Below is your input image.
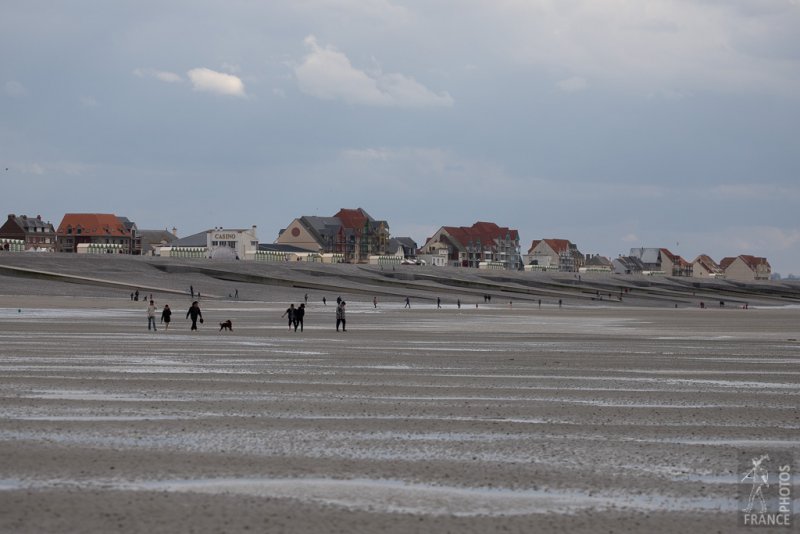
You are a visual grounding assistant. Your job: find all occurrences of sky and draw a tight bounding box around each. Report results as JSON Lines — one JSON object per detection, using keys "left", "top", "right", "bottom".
{"left": 2, "top": 0, "right": 799, "bottom": 274}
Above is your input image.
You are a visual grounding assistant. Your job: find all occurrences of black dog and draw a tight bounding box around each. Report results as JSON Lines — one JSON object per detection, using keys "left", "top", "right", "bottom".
{"left": 219, "top": 320, "right": 233, "bottom": 331}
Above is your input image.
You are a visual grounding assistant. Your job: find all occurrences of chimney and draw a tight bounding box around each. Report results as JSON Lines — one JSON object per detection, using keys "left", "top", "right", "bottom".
{"left": 7, "top": 214, "right": 14, "bottom": 220}
{"left": 37, "top": 215, "right": 42, "bottom": 220}
{"left": 172, "top": 227, "right": 177, "bottom": 236}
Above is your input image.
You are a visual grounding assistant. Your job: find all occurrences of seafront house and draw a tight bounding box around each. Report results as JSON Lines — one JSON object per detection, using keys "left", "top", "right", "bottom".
{"left": 159, "top": 226, "right": 259, "bottom": 260}
{"left": 418, "top": 221, "right": 521, "bottom": 269}
{"left": 720, "top": 255, "right": 771, "bottom": 281}
{"left": 526, "top": 239, "right": 585, "bottom": 272}
{"left": 138, "top": 228, "right": 179, "bottom": 256}
{"left": 581, "top": 254, "right": 613, "bottom": 273}
{"left": 612, "top": 256, "right": 646, "bottom": 275}
{"left": 0, "top": 214, "right": 56, "bottom": 252}
{"left": 692, "top": 254, "right": 725, "bottom": 278}
{"left": 55, "top": 213, "right": 138, "bottom": 254}
{"left": 275, "top": 208, "right": 390, "bottom": 263}
{"left": 627, "top": 247, "right": 691, "bottom": 276}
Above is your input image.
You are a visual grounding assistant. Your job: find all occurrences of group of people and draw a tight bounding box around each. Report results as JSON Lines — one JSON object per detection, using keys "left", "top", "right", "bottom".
{"left": 281, "top": 303, "right": 306, "bottom": 332}
{"left": 144, "top": 298, "right": 202, "bottom": 332}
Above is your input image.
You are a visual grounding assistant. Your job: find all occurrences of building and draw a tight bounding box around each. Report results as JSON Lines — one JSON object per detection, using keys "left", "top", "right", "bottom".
{"left": 275, "top": 208, "right": 390, "bottom": 263}
{"left": 139, "top": 228, "right": 179, "bottom": 256}
{"left": 207, "top": 226, "right": 258, "bottom": 260}
{"left": 161, "top": 230, "right": 208, "bottom": 259}
{"left": 0, "top": 214, "right": 56, "bottom": 251}
{"left": 386, "top": 237, "right": 418, "bottom": 260}
{"left": 526, "top": 239, "right": 584, "bottom": 272}
{"left": 612, "top": 256, "right": 646, "bottom": 275}
{"left": 720, "top": 255, "right": 771, "bottom": 281}
{"left": 580, "top": 254, "right": 613, "bottom": 273}
{"left": 419, "top": 221, "right": 521, "bottom": 269}
{"left": 628, "top": 247, "right": 691, "bottom": 276}
{"left": 659, "top": 248, "right": 693, "bottom": 277}
{"left": 55, "top": 213, "right": 136, "bottom": 253}
{"left": 692, "top": 254, "right": 724, "bottom": 278}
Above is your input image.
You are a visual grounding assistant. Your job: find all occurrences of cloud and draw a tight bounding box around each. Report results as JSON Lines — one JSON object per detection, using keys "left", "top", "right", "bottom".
{"left": 5, "top": 80, "right": 27, "bottom": 98}
{"left": 133, "top": 68, "right": 182, "bottom": 83}
{"left": 187, "top": 67, "right": 246, "bottom": 97}
{"left": 556, "top": 76, "right": 588, "bottom": 93}
{"left": 294, "top": 36, "right": 453, "bottom": 107}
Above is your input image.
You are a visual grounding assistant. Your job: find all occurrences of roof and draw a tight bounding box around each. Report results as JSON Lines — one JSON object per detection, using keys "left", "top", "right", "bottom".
{"left": 585, "top": 255, "right": 612, "bottom": 267}
{"left": 529, "top": 238, "right": 573, "bottom": 255}
{"left": 171, "top": 230, "right": 209, "bottom": 247}
{"left": 5, "top": 214, "right": 55, "bottom": 232}
{"left": 139, "top": 230, "right": 178, "bottom": 249}
{"left": 334, "top": 208, "right": 370, "bottom": 230}
{"left": 439, "top": 221, "right": 519, "bottom": 249}
{"left": 613, "top": 256, "right": 646, "bottom": 271}
{"left": 56, "top": 214, "right": 130, "bottom": 237}
{"left": 387, "top": 237, "right": 417, "bottom": 255}
{"left": 723, "top": 254, "right": 771, "bottom": 271}
{"left": 629, "top": 247, "right": 662, "bottom": 265}
{"left": 693, "top": 254, "right": 723, "bottom": 273}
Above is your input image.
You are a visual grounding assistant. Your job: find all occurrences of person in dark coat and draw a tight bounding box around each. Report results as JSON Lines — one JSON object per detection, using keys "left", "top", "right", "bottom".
{"left": 294, "top": 303, "right": 305, "bottom": 332}
{"left": 282, "top": 304, "right": 295, "bottom": 331}
{"left": 161, "top": 304, "right": 172, "bottom": 330}
{"left": 186, "top": 301, "right": 203, "bottom": 331}
{"left": 336, "top": 301, "right": 346, "bottom": 332}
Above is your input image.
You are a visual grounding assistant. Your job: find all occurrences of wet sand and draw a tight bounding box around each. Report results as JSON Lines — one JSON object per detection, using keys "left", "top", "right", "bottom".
{"left": 0, "top": 258, "right": 798, "bottom": 532}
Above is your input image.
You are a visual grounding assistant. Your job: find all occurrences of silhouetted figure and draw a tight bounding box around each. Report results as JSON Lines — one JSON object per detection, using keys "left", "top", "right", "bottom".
{"left": 282, "top": 304, "right": 296, "bottom": 331}
{"left": 161, "top": 304, "right": 172, "bottom": 330}
{"left": 404, "top": 297, "right": 410, "bottom": 308}
{"left": 186, "top": 301, "right": 202, "bottom": 331}
{"left": 294, "top": 303, "right": 305, "bottom": 332}
{"left": 336, "top": 301, "right": 346, "bottom": 332}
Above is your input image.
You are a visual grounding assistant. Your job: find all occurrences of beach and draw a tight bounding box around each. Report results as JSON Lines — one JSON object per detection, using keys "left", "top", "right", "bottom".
{"left": 0, "top": 256, "right": 798, "bottom": 532}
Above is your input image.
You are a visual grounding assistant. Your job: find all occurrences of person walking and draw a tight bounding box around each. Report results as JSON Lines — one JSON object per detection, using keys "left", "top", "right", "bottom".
{"left": 134, "top": 289, "right": 139, "bottom": 302}
{"left": 235, "top": 288, "right": 239, "bottom": 299}
{"left": 294, "top": 303, "right": 305, "bottom": 332}
{"left": 304, "top": 293, "right": 308, "bottom": 304}
{"left": 190, "top": 285, "right": 194, "bottom": 298}
{"left": 336, "top": 301, "right": 346, "bottom": 332}
{"left": 147, "top": 299, "right": 158, "bottom": 331}
{"left": 322, "top": 296, "right": 327, "bottom": 306}
{"left": 186, "top": 301, "right": 203, "bottom": 331}
{"left": 161, "top": 304, "right": 172, "bottom": 330}
{"left": 282, "top": 304, "right": 296, "bottom": 331}
{"left": 457, "top": 299, "right": 461, "bottom": 309}
{"left": 437, "top": 297, "right": 441, "bottom": 309}
{"left": 404, "top": 297, "right": 410, "bottom": 308}
{"left": 373, "top": 296, "right": 377, "bottom": 308}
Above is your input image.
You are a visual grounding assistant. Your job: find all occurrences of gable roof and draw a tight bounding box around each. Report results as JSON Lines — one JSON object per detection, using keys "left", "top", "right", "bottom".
{"left": 171, "top": 230, "right": 209, "bottom": 247}
{"left": 440, "top": 221, "right": 519, "bottom": 249}
{"left": 529, "top": 238, "right": 572, "bottom": 255}
{"left": 720, "top": 255, "right": 771, "bottom": 272}
{"left": 4, "top": 214, "right": 55, "bottom": 233}
{"left": 56, "top": 214, "right": 130, "bottom": 237}
{"left": 693, "top": 254, "right": 723, "bottom": 273}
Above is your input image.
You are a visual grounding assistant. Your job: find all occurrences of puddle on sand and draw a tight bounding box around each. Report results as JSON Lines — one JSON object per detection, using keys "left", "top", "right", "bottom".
{"left": 120, "top": 477, "right": 735, "bottom": 516}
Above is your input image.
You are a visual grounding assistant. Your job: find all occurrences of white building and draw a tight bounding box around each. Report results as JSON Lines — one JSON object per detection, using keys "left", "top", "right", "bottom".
{"left": 207, "top": 226, "right": 258, "bottom": 260}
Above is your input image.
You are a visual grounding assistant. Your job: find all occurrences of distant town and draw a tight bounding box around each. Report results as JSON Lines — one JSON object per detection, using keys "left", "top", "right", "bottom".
{"left": 0, "top": 208, "right": 777, "bottom": 282}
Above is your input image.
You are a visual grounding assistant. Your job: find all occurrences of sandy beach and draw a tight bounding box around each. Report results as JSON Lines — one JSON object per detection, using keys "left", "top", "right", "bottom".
{"left": 0, "top": 255, "right": 798, "bottom": 533}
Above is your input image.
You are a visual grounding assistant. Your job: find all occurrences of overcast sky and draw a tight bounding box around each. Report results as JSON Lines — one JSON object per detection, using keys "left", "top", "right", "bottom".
{"left": 2, "top": 1, "right": 799, "bottom": 273}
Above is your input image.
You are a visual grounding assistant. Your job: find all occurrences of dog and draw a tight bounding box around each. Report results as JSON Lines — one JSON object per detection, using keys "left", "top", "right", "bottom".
{"left": 219, "top": 320, "right": 233, "bottom": 331}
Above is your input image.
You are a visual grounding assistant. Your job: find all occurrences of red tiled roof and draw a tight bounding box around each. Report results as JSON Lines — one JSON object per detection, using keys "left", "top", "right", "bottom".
{"left": 693, "top": 254, "right": 722, "bottom": 273}
{"left": 442, "top": 222, "right": 518, "bottom": 249}
{"left": 720, "top": 255, "right": 771, "bottom": 272}
{"left": 56, "top": 214, "right": 130, "bottom": 237}
{"left": 528, "top": 238, "right": 572, "bottom": 255}
{"left": 334, "top": 208, "right": 368, "bottom": 230}
{"left": 659, "top": 248, "right": 678, "bottom": 262}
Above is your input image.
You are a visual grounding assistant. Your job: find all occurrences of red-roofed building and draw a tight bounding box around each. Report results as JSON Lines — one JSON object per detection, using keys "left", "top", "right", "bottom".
{"left": 56, "top": 213, "right": 139, "bottom": 254}
{"left": 275, "top": 208, "right": 390, "bottom": 263}
{"left": 419, "top": 221, "right": 521, "bottom": 269}
{"left": 526, "top": 238, "right": 584, "bottom": 272}
{"left": 720, "top": 255, "right": 771, "bottom": 281}
{"left": 692, "top": 254, "right": 724, "bottom": 278}
{"left": 659, "top": 248, "right": 693, "bottom": 277}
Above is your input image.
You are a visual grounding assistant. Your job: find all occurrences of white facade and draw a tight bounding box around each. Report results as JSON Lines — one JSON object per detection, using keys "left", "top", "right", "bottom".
{"left": 207, "top": 226, "right": 258, "bottom": 260}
